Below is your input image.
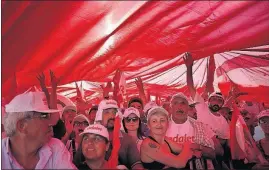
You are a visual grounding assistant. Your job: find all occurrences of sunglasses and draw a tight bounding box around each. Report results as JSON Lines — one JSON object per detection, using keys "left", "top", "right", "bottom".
{"left": 74, "top": 121, "right": 89, "bottom": 127}
{"left": 125, "top": 117, "right": 139, "bottom": 123}
{"left": 259, "top": 119, "right": 269, "bottom": 125}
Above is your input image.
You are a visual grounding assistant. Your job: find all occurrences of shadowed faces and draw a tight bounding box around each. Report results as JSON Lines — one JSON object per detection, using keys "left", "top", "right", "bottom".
{"left": 102, "top": 108, "right": 117, "bottom": 131}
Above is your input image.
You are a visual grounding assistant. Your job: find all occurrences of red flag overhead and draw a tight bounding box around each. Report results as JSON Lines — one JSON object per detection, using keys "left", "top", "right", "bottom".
{"left": 2, "top": 1, "right": 269, "bottom": 102}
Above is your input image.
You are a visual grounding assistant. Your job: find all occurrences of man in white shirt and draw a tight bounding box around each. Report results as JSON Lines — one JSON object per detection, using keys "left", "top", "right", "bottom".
{"left": 166, "top": 93, "right": 224, "bottom": 169}
{"left": 183, "top": 52, "right": 230, "bottom": 141}
{"left": 2, "top": 91, "right": 76, "bottom": 169}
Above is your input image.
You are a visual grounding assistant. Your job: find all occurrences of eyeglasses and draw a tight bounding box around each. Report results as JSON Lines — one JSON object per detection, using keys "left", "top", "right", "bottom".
{"left": 125, "top": 117, "right": 139, "bottom": 123}
{"left": 74, "top": 121, "right": 89, "bottom": 127}
{"left": 259, "top": 119, "right": 269, "bottom": 125}
{"left": 83, "top": 135, "right": 106, "bottom": 144}
{"left": 32, "top": 112, "right": 51, "bottom": 120}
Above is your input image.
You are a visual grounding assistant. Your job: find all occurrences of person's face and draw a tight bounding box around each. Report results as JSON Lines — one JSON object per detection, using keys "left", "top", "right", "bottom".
{"left": 240, "top": 109, "right": 254, "bottom": 126}
{"left": 259, "top": 116, "right": 269, "bottom": 134}
{"left": 23, "top": 112, "right": 54, "bottom": 147}
{"left": 73, "top": 118, "right": 89, "bottom": 136}
{"left": 82, "top": 134, "right": 109, "bottom": 161}
{"left": 188, "top": 106, "right": 197, "bottom": 120}
{"left": 89, "top": 110, "right": 97, "bottom": 124}
{"left": 148, "top": 113, "right": 168, "bottom": 135}
{"left": 130, "top": 102, "right": 143, "bottom": 116}
{"left": 208, "top": 96, "right": 224, "bottom": 112}
{"left": 63, "top": 109, "right": 76, "bottom": 123}
{"left": 124, "top": 113, "right": 139, "bottom": 131}
{"left": 170, "top": 97, "right": 189, "bottom": 121}
{"left": 102, "top": 108, "right": 117, "bottom": 131}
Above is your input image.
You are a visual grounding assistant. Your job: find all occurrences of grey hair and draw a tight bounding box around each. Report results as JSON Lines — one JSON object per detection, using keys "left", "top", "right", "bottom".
{"left": 3, "top": 111, "right": 34, "bottom": 137}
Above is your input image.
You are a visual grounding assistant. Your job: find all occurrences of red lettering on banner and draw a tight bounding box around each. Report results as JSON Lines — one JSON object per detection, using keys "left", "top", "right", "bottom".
{"left": 171, "top": 134, "right": 195, "bottom": 143}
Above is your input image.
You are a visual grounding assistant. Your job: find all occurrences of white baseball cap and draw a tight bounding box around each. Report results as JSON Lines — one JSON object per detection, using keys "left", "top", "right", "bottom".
{"left": 61, "top": 105, "right": 77, "bottom": 118}
{"left": 208, "top": 92, "right": 224, "bottom": 101}
{"left": 73, "top": 114, "right": 90, "bottom": 124}
{"left": 80, "top": 124, "right": 109, "bottom": 141}
{"left": 147, "top": 106, "right": 169, "bottom": 121}
{"left": 257, "top": 109, "right": 269, "bottom": 120}
{"left": 95, "top": 99, "right": 121, "bottom": 122}
{"left": 170, "top": 93, "right": 189, "bottom": 104}
{"left": 5, "top": 91, "right": 60, "bottom": 113}
{"left": 123, "top": 107, "right": 140, "bottom": 118}
{"left": 144, "top": 101, "right": 158, "bottom": 113}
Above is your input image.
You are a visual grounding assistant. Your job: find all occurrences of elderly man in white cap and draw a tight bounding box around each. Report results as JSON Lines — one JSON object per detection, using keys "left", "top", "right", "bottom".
{"left": 95, "top": 99, "right": 144, "bottom": 169}
{"left": 2, "top": 91, "right": 76, "bottom": 169}
{"left": 166, "top": 92, "right": 224, "bottom": 169}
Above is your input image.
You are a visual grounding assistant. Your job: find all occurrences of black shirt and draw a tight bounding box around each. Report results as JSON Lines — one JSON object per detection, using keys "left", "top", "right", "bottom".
{"left": 53, "top": 119, "right": 66, "bottom": 140}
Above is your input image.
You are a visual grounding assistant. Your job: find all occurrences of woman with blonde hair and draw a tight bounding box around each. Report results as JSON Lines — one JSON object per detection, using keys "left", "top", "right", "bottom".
{"left": 140, "top": 106, "right": 197, "bottom": 169}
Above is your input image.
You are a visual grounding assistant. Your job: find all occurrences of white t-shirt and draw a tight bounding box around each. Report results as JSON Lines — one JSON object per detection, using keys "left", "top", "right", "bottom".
{"left": 194, "top": 93, "right": 230, "bottom": 139}
{"left": 166, "top": 117, "right": 195, "bottom": 143}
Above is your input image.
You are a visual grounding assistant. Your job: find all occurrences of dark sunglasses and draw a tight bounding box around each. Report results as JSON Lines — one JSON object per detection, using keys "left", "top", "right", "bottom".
{"left": 125, "top": 117, "right": 139, "bottom": 123}
{"left": 74, "top": 121, "right": 89, "bottom": 127}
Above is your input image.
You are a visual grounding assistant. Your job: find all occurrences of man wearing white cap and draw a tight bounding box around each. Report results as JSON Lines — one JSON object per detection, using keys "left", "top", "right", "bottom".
{"left": 2, "top": 91, "right": 76, "bottom": 169}
{"left": 95, "top": 99, "right": 143, "bottom": 169}
{"left": 166, "top": 92, "right": 224, "bottom": 169}
{"left": 183, "top": 53, "right": 230, "bottom": 141}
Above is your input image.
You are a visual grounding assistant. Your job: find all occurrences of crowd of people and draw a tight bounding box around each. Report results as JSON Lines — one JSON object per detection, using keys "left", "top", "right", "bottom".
{"left": 2, "top": 53, "right": 269, "bottom": 170}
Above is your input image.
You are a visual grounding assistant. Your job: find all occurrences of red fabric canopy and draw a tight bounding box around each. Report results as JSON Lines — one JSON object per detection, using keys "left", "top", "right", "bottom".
{"left": 2, "top": 1, "right": 269, "bottom": 103}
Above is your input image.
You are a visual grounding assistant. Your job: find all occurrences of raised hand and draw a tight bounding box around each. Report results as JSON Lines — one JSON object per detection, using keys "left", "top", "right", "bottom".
{"left": 49, "top": 70, "right": 59, "bottom": 90}
{"left": 36, "top": 72, "right": 46, "bottom": 89}
{"left": 101, "top": 82, "right": 112, "bottom": 98}
{"left": 135, "top": 77, "right": 144, "bottom": 92}
{"left": 183, "top": 52, "right": 194, "bottom": 67}
{"left": 113, "top": 69, "right": 121, "bottom": 86}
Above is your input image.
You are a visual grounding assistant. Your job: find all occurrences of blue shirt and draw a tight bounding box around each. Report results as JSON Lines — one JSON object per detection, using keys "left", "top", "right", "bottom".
{"left": 254, "top": 125, "right": 265, "bottom": 141}
{"left": 2, "top": 137, "right": 77, "bottom": 169}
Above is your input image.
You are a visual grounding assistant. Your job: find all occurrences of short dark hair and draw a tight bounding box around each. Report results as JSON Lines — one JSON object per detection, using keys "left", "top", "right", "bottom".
{"left": 128, "top": 97, "right": 143, "bottom": 108}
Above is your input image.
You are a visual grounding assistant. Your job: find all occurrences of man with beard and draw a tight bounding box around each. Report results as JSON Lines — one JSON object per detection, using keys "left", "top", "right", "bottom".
{"left": 2, "top": 92, "right": 76, "bottom": 169}
{"left": 95, "top": 99, "right": 143, "bottom": 169}
{"left": 183, "top": 53, "right": 230, "bottom": 141}
{"left": 184, "top": 52, "right": 231, "bottom": 169}
{"left": 166, "top": 93, "right": 224, "bottom": 170}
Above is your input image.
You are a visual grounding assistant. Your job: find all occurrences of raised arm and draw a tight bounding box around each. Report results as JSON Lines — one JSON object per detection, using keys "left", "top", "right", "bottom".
{"left": 141, "top": 138, "right": 194, "bottom": 168}
{"left": 112, "top": 69, "right": 121, "bottom": 104}
{"left": 37, "top": 72, "right": 50, "bottom": 107}
{"left": 49, "top": 70, "right": 59, "bottom": 109}
{"left": 135, "top": 77, "right": 148, "bottom": 104}
{"left": 206, "top": 55, "right": 215, "bottom": 94}
{"left": 183, "top": 52, "right": 196, "bottom": 99}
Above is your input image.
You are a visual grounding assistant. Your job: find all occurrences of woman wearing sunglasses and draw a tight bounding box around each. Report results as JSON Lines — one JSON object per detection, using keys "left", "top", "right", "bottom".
{"left": 122, "top": 107, "right": 145, "bottom": 152}
{"left": 140, "top": 106, "right": 196, "bottom": 170}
